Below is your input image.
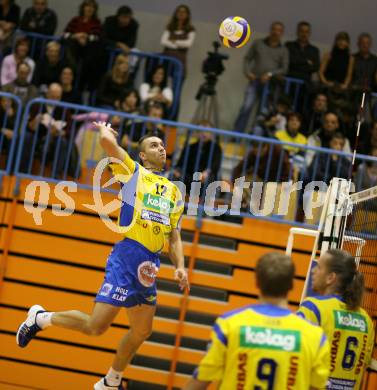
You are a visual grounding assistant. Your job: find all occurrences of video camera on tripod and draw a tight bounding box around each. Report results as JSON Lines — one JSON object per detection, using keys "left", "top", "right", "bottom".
{"left": 196, "top": 41, "right": 229, "bottom": 99}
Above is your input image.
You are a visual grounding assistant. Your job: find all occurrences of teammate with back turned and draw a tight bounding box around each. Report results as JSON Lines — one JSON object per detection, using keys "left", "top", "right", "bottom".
{"left": 298, "top": 249, "right": 375, "bottom": 390}
{"left": 16, "top": 122, "right": 189, "bottom": 390}
{"left": 184, "top": 253, "right": 330, "bottom": 390}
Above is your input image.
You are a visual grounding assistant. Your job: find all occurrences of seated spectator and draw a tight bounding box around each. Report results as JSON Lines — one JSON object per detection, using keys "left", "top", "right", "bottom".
{"left": 359, "top": 121, "right": 377, "bottom": 155}
{"left": 102, "top": 5, "right": 138, "bottom": 53}
{"left": 355, "top": 147, "right": 377, "bottom": 192}
{"left": 306, "top": 132, "right": 351, "bottom": 184}
{"left": 302, "top": 93, "right": 328, "bottom": 136}
{"left": 60, "top": 66, "right": 81, "bottom": 104}
{"left": 0, "top": 0, "right": 20, "bottom": 54}
{"left": 140, "top": 65, "right": 173, "bottom": 109}
{"left": 234, "top": 21, "right": 289, "bottom": 132}
{"left": 173, "top": 120, "right": 222, "bottom": 189}
{"left": 63, "top": 0, "right": 101, "bottom": 90}
{"left": 319, "top": 32, "right": 354, "bottom": 106}
{"left": 276, "top": 112, "right": 307, "bottom": 156}
{"left": 1, "top": 37, "right": 35, "bottom": 85}
{"left": 161, "top": 4, "right": 195, "bottom": 79}
{"left": 2, "top": 61, "right": 38, "bottom": 105}
{"left": 253, "top": 95, "right": 291, "bottom": 137}
{"left": 0, "top": 95, "right": 32, "bottom": 172}
{"left": 306, "top": 111, "right": 351, "bottom": 165}
{"left": 20, "top": 0, "right": 57, "bottom": 36}
{"left": 120, "top": 101, "right": 165, "bottom": 158}
{"left": 26, "top": 82, "right": 79, "bottom": 178}
{"left": 114, "top": 88, "right": 140, "bottom": 116}
{"left": 286, "top": 21, "right": 320, "bottom": 83}
{"left": 32, "top": 41, "right": 65, "bottom": 92}
{"left": 96, "top": 53, "right": 133, "bottom": 108}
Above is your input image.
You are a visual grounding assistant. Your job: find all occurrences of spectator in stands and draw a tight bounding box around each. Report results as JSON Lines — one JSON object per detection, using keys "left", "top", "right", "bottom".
{"left": 306, "top": 111, "right": 351, "bottom": 165}
{"left": 102, "top": 5, "right": 138, "bottom": 53}
{"left": 26, "top": 83, "right": 79, "bottom": 178}
{"left": 114, "top": 88, "right": 140, "bottom": 116}
{"left": 60, "top": 66, "right": 80, "bottom": 104}
{"left": 1, "top": 37, "right": 35, "bottom": 85}
{"left": 0, "top": 0, "right": 20, "bottom": 54}
{"left": 140, "top": 65, "right": 173, "bottom": 109}
{"left": 2, "top": 61, "right": 38, "bottom": 105}
{"left": 161, "top": 4, "right": 195, "bottom": 78}
{"left": 63, "top": 0, "right": 101, "bottom": 90}
{"left": 306, "top": 132, "right": 351, "bottom": 184}
{"left": 0, "top": 95, "right": 32, "bottom": 172}
{"left": 173, "top": 120, "right": 222, "bottom": 189}
{"left": 120, "top": 101, "right": 165, "bottom": 158}
{"left": 319, "top": 32, "right": 354, "bottom": 107}
{"left": 32, "top": 41, "right": 64, "bottom": 92}
{"left": 276, "top": 112, "right": 307, "bottom": 156}
{"left": 355, "top": 147, "right": 377, "bottom": 192}
{"left": 303, "top": 93, "right": 328, "bottom": 136}
{"left": 20, "top": 0, "right": 57, "bottom": 36}
{"left": 234, "top": 21, "right": 289, "bottom": 132}
{"left": 253, "top": 94, "right": 291, "bottom": 137}
{"left": 359, "top": 120, "right": 377, "bottom": 155}
{"left": 96, "top": 53, "right": 133, "bottom": 108}
{"left": 286, "top": 21, "right": 320, "bottom": 83}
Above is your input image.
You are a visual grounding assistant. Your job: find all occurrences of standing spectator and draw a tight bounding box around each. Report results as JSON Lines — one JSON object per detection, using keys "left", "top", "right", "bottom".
{"left": 319, "top": 32, "right": 354, "bottom": 105}
{"left": 2, "top": 62, "right": 38, "bottom": 105}
{"left": 140, "top": 65, "right": 173, "bottom": 109}
{"left": 102, "top": 5, "right": 138, "bottom": 53}
{"left": 63, "top": 0, "right": 102, "bottom": 90}
{"left": 161, "top": 4, "right": 195, "bottom": 78}
{"left": 96, "top": 53, "right": 133, "bottom": 108}
{"left": 302, "top": 93, "right": 328, "bottom": 136}
{"left": 20, "top": 0, "right": 57, "bottom": 36}
{"left": 0, "top": 0, "right": 20, "bottom": 54}
{"left": 32, "top": 41, "right": 64, "bottom": 91}
{"left": 307, "top": 132, "right": 351, "bottom": 184}
{"left": 234, "top": 21, "right": 289, "bottom": 133}
{"left": 286, "top": 21, "right": 320, "bottom": 82}
{"left": 60, "top": 67, "right": 81, "bottom": 104}
{"left": 306, "top": 111, "right": 351, "bottom": 165}
{"left": 173, "top": 120, "right": 222, "bottom": 190}
{"left": 276, "top": 112, "right": 307, "bottom": 155}
{"left": 1, "top": 38, "right": 35, "bottom": 85}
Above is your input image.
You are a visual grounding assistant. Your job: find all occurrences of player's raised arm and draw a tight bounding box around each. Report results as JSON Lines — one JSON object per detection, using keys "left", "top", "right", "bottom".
{"left": 94, "top": 121, "right": 127, "bottom": 161}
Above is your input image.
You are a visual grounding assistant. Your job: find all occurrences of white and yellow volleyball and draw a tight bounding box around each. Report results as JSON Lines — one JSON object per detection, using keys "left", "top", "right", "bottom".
{"left": 219, "top": 16, "right": 251, "bottom": 48}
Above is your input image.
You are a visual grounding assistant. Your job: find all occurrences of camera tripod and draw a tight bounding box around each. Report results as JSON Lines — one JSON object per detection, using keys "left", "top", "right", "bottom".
{"left": 192, "top": 86, "right": 219, "bottom": 127}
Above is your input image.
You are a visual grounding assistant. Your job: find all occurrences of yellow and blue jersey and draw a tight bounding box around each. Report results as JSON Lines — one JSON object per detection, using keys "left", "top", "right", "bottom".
{"left": 110, "top": 153, "right": 184, "bottom": 253}
{"left": 298, "top": 295, "right": 375, "bottom": 389}
{"left": 194, "top": 303, "right": 330, "bottom": 389}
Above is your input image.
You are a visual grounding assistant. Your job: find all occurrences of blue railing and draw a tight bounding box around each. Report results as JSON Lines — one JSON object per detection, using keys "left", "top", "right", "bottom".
{"left": 9, "top": 97, "right": 377, "bottom": 229}
{"left": 0, "top": 93, "right": 23, "bottom": 180}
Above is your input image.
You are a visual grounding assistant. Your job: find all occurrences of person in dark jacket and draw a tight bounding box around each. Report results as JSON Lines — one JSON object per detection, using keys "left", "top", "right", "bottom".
{"left": 20, "top": 0, "right": 57, "bottom": 36}
{"left": 102, "top": 6, "right": 138, "bottom": 52}
{"left": 174, "top": 120, "right": 222, "bottom": 191}
{"left": 0, "top": 0, "right": 20, "bottom": 54}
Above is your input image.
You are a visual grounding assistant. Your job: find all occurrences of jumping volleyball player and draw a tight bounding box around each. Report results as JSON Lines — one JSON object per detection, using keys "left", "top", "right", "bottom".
{"left": 16, "top": 122, "right": 189, "bottom": 390}
{"left": 298, "top": 249, "right": 375, "bottom": 389}
{"left": 184, "top": 253, "right": 330, "bottom": 390}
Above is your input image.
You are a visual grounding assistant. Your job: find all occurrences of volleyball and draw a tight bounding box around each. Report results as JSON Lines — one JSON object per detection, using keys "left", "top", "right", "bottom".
{"left": 219, "top": 16, "right": 251, "bottom": 48}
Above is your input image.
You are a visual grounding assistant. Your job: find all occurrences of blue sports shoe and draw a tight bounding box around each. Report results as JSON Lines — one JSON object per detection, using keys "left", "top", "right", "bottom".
{"left": 16, "top": 305, "right": 46, "bottom": 348}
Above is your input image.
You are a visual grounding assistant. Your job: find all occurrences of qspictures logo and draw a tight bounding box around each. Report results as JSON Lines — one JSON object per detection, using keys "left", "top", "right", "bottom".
{"left": 240, "top": 326, "right": 301, "bottom": 352}
{"left": 334, "top": 310, "right": 368, "bottom": 333}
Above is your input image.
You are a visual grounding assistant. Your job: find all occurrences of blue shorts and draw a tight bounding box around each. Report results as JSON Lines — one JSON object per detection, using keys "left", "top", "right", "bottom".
{"left": 95, "top": 238, "right": 160, "bottom": 308}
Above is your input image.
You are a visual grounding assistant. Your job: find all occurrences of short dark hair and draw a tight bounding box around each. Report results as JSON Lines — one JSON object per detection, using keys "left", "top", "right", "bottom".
{"left": 358, "top": 32, "right": 372, "bottom": 42}
{"left": 287, "top": 112, "right": 303, "bottom": 123}
{"left": 325, "top": 249, "right": 364, "bottom": 310}
{"left": 256, "top": 253, "right": 295, "bottom": 297}
{"left": 138, "top": 133, "right": 164, "bottom": 153}
{"left": 117, "top": 5, "right": 132, "bottom": 16}
{"left": 330, "top": 131, "right": 345, "bottom": 142}
{"left": 271, "top": 21, "right": 285, "bottom": 29}
{"left": 17, "top": 61, "right": 31, "bottom": 72}
{"left": 297, "top": 21, "right": 311, "bottom": 30}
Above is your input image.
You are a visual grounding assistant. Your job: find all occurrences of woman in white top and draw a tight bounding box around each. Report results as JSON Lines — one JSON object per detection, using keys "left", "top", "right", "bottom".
{"left": 139, "top": 65, "right": 173, "bottom": 109}
{"left": 1, "top": 37, "right": 35, "bottom": 86}
{"left": 160, "top": 4, "right": 195, "bottom": 78}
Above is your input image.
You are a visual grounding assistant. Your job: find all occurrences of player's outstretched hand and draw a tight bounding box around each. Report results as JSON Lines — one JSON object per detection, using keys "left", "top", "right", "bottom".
{"left": 175, "top": 267, "right": 190, "bottom": 292}
{"left": 93, "top": 121, "right": 119, "bottom": 138}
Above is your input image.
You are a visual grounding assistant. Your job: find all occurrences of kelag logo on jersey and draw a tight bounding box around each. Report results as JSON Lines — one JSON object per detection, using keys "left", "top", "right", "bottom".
{"left": 143, "top": 193, "right": 173, "bottom": 214}
{"left": 240, "top": 326, "right": 301, "bottom": 352}
{"left": 334, "top": 310, "right": 368, "bottom": 333}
